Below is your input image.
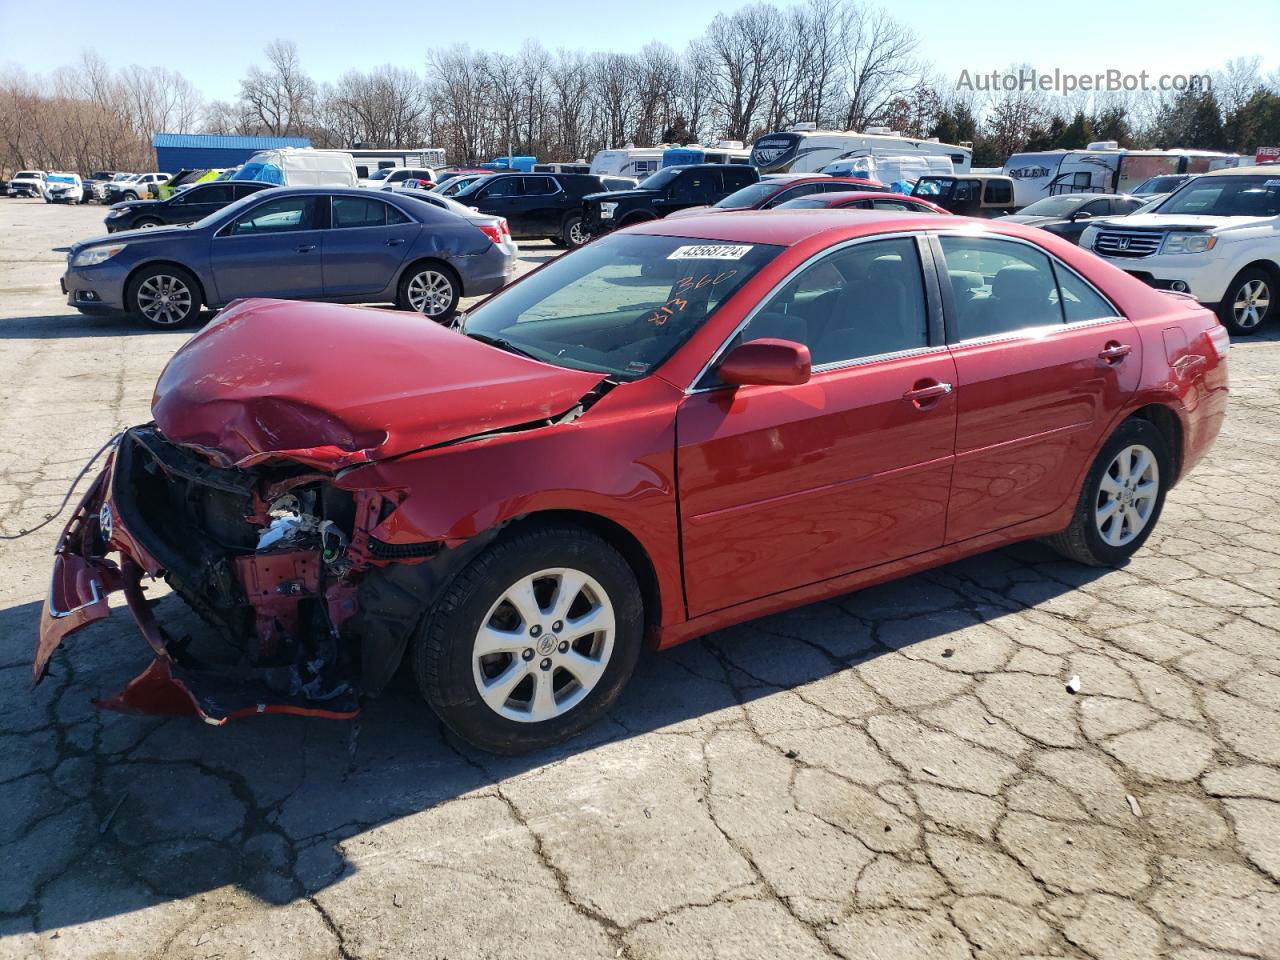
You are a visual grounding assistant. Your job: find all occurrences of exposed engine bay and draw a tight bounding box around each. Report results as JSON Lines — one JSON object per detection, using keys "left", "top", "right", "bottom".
{"left": 51, "top": 425, "right": 465, "bottom": 723}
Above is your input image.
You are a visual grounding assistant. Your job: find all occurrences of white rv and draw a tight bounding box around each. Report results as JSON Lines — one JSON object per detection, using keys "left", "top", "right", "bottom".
{"left": 749, "top": 125, "right": 973, "bottom": 176}
{"left": 345, "top": 147, "right": 447, "bottom": 181}
{"left": 818, "top": 153, "right": 955, "bottom": 191}
{"left": 1002, "top": 142, "right": 1246, "bottom": 207}
{"left": 589, "top": 146, "right": 667, "bottom": 180}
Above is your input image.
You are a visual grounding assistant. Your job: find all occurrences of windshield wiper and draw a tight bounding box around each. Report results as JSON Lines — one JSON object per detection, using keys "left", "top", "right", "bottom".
{"left": 466, "top": 331, "right": 541, "bottom": 361}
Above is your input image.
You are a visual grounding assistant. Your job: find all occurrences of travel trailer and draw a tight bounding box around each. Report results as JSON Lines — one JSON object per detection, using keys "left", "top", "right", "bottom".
{"left": 819, "top": 153, "right": 955, "bottom": 191}
{"left": 589, "top": 147, "right": 667, "bottom": 179}
{"left": 749, "top": 125, "right": 973, "bottom": 175}
{"left": 344, "top": 147, "right": 447, "bottom": 180}
{"left": 661, "top": 141, "right": 752, "bottom": 167}
{"left": 1002, "top": 143, "right": 1246, "bottom": 208}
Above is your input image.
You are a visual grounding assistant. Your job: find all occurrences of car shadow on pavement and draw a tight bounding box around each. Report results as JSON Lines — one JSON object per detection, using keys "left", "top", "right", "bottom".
{"left": 0, "top": 539, "right": 1111, "bottom": 934}
{"left": 0, "top": 313, "right": 201, "bottom": 340}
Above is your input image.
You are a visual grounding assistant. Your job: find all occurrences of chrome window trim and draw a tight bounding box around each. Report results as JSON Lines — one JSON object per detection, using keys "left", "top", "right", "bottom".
{"left": 950, "top": 314, "right": 1127, "bottom": 349}
{"left": 810, "top": 342, "right": 952, "bottom": 374}
{"left": 684, "top": 230, "right": 932, "bottom": 394}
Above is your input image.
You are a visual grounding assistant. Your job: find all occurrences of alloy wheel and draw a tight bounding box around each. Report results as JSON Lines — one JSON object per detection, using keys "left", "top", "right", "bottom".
{"left": 1232, "top": 279, "right": 1271, "bottom": 330}
{"left": 406, "top": 270, "right": 454, "bottom": 316}
{"left": 471, "top": 567, "right": 616, "bottom": 723}
{"left": 136, "top": 274, "right": 193, "bottom": 326}
{"left": 1094, "top": 444, "right": 1160, "bottom": 547}
{"left": 568, "top": 220, "right": 588, "bottom": 246}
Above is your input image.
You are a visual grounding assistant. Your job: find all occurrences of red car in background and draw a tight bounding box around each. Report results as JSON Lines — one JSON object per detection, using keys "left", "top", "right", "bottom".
{"left": 36, "top": 211, "right": 1229, "bottom": 754}
{"left": 775, "top": 190, "right": 951, "bottom": 215}
{"left": 665, "top": 174, "right": 888, "bottom": 219}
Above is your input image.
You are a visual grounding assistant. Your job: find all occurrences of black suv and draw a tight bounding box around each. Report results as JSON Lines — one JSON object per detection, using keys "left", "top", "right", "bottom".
{"left": 452, "top": 173, "right": 634, "bottom": 247}
{"left": 104, "top": 180, "right": 275, "bottom": 232}
{"left": 582, "top": 164, "right": 760, "bottom": 238}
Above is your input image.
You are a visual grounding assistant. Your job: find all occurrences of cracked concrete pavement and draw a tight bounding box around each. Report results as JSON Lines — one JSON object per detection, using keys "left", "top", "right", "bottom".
{"left": 1, "top": 198, "right": 1278, "bottom": 959}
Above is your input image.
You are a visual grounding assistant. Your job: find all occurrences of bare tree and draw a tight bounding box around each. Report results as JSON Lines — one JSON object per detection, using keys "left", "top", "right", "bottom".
{"left": 838, "top": 2, "right": 923, "bottom": 130}
{"left": 239, "top": 40, "right": 316, "bottom": 136}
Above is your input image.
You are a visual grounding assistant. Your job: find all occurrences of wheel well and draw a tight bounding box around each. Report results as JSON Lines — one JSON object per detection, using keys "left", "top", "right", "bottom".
{"left": 398, "top": 256, "right": 463, "bottom": 297}
{"left": 1234, "top": 260, "right": 1280, "bottom": 287}
{"left": 503, "top": 510, "right": 662, "bottom": 641}
{"left": 1127, "top": 404, "right": 1183, "bottom": 484}
{"left": 124, "top": 261, "right": 207, "bottom": 308}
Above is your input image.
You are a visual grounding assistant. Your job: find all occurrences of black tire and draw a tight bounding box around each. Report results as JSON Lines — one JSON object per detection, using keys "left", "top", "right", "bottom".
{"left": 548, "top": 237, "right": 567, "bottom": 248}
{"left": 125, "top": 264, "right": 202, "bottom": 327}
{"left": 121, "top": 192, "right": 139, "bottom": 201}
{"left": 414, "top": 523, "right": 644, "bottom": 754}
{"left": 562, "top": 214, "right": 588, "bottom": 249}
{"left": 133, "top": 217, "right": 162, "bottom": 230}
{"left": 396, "top": 260, "right": 460, "bottom": 322}
{"left": 1217, "top": 267, "right": 1273, "bottom": 336}
{"left": 1044, "top": 418, "right": 1171, "bottom": 567}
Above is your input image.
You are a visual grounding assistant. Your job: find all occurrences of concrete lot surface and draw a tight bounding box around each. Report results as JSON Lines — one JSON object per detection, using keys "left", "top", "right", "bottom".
{"left": 1, "top": 197, "right": 1278, "bottom": 959}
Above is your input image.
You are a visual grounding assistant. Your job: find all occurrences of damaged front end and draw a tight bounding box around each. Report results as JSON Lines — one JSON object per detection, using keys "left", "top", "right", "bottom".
{"left": 34, "top": 425, "right": 445, "bottom": 724}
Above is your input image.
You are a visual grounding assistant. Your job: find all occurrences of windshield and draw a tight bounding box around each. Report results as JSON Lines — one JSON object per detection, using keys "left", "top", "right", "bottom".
{"left": 463, "top": 233, "right": 781, "bottom": 380}
{"left": 368, "top": 168, "right": 394, "bottom": 181}
{"left": 775, "top": 196, "right": 831, "bottom": 209}
{"left": 637, "top": 168, "right": 684, "bottom": 190}
{"left": 16, "top": 171, "right": 41, "bottom": 179}
{"left": 1133, "top": 176, "right": 1187, "bottom": 195}
{"left": 452, "top": 177, "right": 491, "bottom": 198}
{"left": 1019, "top": 196, "right": 1092, "bottom": 216}
{"left": 713, "top": 182, "right": 778, "bottom": 209}
{"left": 913, "top": 177, "right": 953, "bottom": 198}
{"left": 188, "top": 190, "right": 271, "bottom": 230}
{"left": 1154, "top": 176, "right": 1280, "bottom": 217}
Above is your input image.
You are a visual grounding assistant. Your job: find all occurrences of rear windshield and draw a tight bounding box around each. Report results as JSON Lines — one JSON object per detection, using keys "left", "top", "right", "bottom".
{"left": 463, "top": 233, "right": 781, "bottom": 380}
{"left": 48, "top": 175, "right": 77, "bottom": 184}
{"left": 713, "top": 182, "right": 778, "bottom": 209}
{"left": 16, "top": 171, "right": 41, "bottom": 178}
{"left": 1155, "top": 176, "right": 1280, "bottom": 217}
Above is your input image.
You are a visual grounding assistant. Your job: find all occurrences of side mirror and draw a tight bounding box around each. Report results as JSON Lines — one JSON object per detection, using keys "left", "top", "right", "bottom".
{"left": 718, "top": 339, "right": 811, "bottom": 387}
{"left": 1071, "top": 210, "right": 1093, "bottom": 221}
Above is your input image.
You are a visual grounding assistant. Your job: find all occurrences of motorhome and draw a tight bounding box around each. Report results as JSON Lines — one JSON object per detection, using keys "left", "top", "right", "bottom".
{"left": 661, "top": 141, "right": 752, "bottom": 168}
{"left": 344, "top": 147, "right": 447, "bottom": 180}
{"left": 1002, "top": 143, "right": 1246, "bottom": 208}
{"left": 749, "top": 125, "right": 973, "bottom": 176}
{"left": 819, "top": 153, "right": 955, "bottom": 191}
{"left": 589, "top": 147, "right": 667, "bottom": 180}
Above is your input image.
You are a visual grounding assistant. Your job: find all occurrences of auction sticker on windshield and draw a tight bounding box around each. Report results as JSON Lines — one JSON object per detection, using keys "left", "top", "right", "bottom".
{"left": 668, "top": 244, "right": 754, "bottom": 260}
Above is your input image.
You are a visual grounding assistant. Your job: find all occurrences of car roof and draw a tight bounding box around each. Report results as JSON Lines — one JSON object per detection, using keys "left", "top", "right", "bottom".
{"left": 1202, "top": 164, "right": 1280, "bottom": 177}
{"left": 626, "top": 208, "right": 973, "bottom": 245}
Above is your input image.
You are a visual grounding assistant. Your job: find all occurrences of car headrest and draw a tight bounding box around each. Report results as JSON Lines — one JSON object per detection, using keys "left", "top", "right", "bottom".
{"left": 992, "top": 265, "right": 1052, "bottom": 302}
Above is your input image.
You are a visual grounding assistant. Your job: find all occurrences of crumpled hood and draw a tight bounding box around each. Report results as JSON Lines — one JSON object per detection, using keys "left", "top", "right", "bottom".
{"left": 151, "top": 299, "right": 605, "bottom": 470}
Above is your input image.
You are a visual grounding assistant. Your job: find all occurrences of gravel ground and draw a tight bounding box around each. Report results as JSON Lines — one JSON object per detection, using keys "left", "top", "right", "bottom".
{"left": 1, "top": 197, "right": 1278, "bottom": 960}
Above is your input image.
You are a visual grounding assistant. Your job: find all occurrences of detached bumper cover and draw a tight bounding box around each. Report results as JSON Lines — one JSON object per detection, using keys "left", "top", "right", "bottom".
{"left": 33, "top": 441, "right": 360, "bottom": 724}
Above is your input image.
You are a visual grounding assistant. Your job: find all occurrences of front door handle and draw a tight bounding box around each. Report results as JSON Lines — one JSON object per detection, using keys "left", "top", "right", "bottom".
{"left": 385, "top": 238, "right": 405, "bottom": 246}
{"left": 296, "top": 243, "right": 317, "bottom": 253}
{"left": 1098, "top": 342, "right": 1132, "bottom": 363}
{"left": 903, "top": 380, "right": 953, "bottom": 406}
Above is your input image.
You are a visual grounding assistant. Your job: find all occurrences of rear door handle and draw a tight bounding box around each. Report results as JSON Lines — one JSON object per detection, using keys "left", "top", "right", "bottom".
{"left": 385, "top": 238, "right": 405, "bottom": 246}
{"left": 296, "top": 243, "right": 317, "bottom": 253}
{"left": 1098, "top": 342, "right": 1132, "bottom": 362}
{"left": 903, "top": 380, "right": 953, "bottom": 404}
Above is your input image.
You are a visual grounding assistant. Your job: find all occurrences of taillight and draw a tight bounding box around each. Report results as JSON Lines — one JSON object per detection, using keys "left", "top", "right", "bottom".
{"left": 478, "top": 224, "right": 503, "bottom": 246}
{"left": 499, "top": 218, "right": 510, "bottom": 237}
{"left": 1208, "top": 322, "right": 1231, "bottom": 359}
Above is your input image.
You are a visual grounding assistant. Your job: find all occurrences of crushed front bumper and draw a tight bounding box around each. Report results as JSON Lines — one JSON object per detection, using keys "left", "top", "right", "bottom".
{"left": 34, "top": 433, "right": 361, "bottom": 724}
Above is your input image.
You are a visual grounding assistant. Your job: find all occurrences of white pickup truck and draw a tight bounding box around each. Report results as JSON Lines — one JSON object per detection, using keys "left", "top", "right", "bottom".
{"left": 1081, "top": 165, "right": 1280, "bottom": 335}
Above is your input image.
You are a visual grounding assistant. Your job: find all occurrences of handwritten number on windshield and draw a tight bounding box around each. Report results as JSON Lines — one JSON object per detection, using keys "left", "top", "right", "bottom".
{"left": 646, "top": 270, "right": 740, "bottom": 326}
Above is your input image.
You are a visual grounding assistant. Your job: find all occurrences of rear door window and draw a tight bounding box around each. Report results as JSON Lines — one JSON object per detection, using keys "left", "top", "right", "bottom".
{"left": 939, "top": 236, "right": 1064, "bottom": 340}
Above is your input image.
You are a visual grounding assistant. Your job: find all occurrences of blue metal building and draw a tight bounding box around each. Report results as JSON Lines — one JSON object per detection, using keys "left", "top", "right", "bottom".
{"left": 152, "top": 133, "right": 312, "bottom": 173}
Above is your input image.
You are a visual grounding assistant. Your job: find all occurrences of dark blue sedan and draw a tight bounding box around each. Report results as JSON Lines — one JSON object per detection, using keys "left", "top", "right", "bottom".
{"left": 62, "top": 187, "right": 516, "bottom": 326}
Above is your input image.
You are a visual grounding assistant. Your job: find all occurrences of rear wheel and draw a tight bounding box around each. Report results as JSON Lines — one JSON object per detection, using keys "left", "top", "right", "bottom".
{"left": 563, "top": 214, "right": 588, "bottom": 249}
{"left": 413, "top": 523, "right": 643, "bottom": 754}
{"left": 397, "top": 261, "right": 460, "bottom": 321}
{"left": 1218, "top": 267, "right": 1272, "bottom": 335}
{"left": 1045, "top": 418, "right": 1170, "bottom": 566}
{"left": 134, "top": 217, "right": 162, "bottom": 229}
{"left": 126, "top": 264, "right": 201, "bottom": 327}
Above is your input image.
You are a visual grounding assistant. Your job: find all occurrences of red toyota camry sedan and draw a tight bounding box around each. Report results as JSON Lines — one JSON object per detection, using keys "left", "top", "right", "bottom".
{"left": 36, "top": 210, "right": 1229, "bottom": 753}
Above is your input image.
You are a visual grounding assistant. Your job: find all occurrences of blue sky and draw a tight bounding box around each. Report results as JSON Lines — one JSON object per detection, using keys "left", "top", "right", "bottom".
{"left": 3, "top": 0, "right": 1277, "bottom": 102}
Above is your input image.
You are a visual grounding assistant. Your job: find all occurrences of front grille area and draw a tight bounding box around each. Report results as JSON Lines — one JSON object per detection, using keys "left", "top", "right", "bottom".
{"left": 1093, "top": 230, "right": 1164, "bottom": 258}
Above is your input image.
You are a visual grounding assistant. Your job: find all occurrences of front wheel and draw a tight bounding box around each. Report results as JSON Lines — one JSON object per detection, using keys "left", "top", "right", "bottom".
{"left": 1044, "top": 418, "right": 1171, "bottom": 566}
{"left": 414, "top": 524, "right": 644, "bottom": 754}
{"left": 133, "top": 218, "right": 162, "bottom": 229}
{"left": 1218, "top": 268, "right": 1273, "bottom": 335}
{"left": 397, "top": 261, "right": 460, "bottom": 322}
{"left": 126, "top": 264, "right": 201, "bottom": 327}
